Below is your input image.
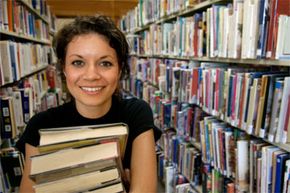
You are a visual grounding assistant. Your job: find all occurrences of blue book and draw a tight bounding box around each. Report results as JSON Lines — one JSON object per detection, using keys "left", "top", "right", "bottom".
{"left": 227, "top": 75, "right": 234, "bottom": 118}
{"left": 19, "top": 88, "right": 30, "bottom": 124}
{"left": 274, "top": 153, "right": 290, "bottom": 193}
{"left": 256, "top": 0, "right": 268, "bottom": 58}
{"left": 9, "top": 42, "right": 17, "bottom": 81}
{"left": 163, "top": 102, "right": 171, "bottom": 128}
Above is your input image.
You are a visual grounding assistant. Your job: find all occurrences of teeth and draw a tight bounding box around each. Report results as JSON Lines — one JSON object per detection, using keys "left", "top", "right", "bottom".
{"left": 81, "top": 87, "right": 102, "bottom": 92}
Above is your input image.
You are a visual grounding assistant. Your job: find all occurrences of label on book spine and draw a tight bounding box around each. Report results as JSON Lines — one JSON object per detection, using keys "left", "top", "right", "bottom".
{"left": 247, "top": 125, "right": 253, "bottom": 134}
{"left": 268, "top": 134, "right": 274, "bottom": 142}
{"left": 282, "top": 132, "right": 287, "bottom": 144}
{"left": 259, "top": 129, "right": 265, "bottom": 138}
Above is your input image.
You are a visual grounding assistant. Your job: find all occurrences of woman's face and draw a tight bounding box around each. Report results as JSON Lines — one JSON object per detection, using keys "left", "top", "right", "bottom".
{"left": 64, "top": 33, "right": 120, "bottom": 117}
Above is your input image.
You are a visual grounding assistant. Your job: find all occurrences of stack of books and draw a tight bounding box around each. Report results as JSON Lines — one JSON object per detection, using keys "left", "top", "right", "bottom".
{"left": 29, "top": 123, "right": 128, "bottom": 193}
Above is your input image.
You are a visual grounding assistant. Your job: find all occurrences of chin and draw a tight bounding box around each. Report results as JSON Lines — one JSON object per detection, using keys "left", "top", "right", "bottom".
{"left": 78, "top": 96, "right": 111, "bottom": 107}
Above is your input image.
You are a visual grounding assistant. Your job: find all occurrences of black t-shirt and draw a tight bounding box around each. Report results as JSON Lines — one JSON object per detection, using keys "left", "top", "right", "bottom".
{"left": 16, "top": 96, "right": 161, "bottom": 169}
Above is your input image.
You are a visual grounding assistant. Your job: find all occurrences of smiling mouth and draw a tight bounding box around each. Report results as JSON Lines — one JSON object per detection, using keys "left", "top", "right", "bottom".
{"left": 81, "top": 86, "right": 103, "bottom": 92}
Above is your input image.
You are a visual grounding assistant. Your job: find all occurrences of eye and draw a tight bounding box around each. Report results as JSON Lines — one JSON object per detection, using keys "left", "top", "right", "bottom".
{"left": 99, "top": 61, "right": 113, "bottom": 68}
{"left": 71, "top": 60, "right": 84, "bottom": 67}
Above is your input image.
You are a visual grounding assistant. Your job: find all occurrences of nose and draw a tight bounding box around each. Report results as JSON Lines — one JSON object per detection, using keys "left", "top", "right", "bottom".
{"left": 83, "top": 63, "right": 101, "bottom": 80}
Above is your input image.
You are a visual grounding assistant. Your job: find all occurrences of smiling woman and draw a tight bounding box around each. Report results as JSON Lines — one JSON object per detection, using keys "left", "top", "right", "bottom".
{"left": 64, "top": 34, "right": 120, "bottom": 118}
{"left": 16, "top": 15, "right": 161, "bottom": 193}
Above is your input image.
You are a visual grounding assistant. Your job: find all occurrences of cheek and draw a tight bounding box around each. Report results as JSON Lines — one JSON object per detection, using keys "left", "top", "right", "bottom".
{"left": 64, "top": 68, "right": 80, "bottom": 86}
{"left": 111, "top": 70, "right": 121, "bottom": 84}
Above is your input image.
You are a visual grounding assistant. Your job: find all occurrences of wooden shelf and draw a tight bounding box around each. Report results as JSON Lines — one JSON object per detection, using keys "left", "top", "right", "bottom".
{"left": 0, "top": 65, "right": 48, "bottom": 88}
{"left": 0, "top": 30, "right": 50, "bottom": 45}
{"left": 131, "top": 54, "right": 290, "bottom": 67}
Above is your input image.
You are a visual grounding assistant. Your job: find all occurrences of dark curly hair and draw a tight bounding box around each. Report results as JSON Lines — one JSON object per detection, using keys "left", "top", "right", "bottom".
{"left": 52, "top": 15, "right": 130, "bottom": 80}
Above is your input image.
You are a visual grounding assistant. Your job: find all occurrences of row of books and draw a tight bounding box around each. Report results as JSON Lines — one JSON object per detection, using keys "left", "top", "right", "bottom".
{"left": 0, "top": 67, "right": 62, "bottom": 141}
{"left": 202, "top": 166, "right": 235, "bottom": 193}
{"left": 0, "top": 147, "right": 24, "bottom": 192}
{"left": 157, "top": 154, "right": 195, "bottom": 193}
{"left": 0, "top": 0, "right": 50, "bottom": 41}
{"left": 156, "top": 104, "right": 290, "bottom": 193}
{"left": 162, "top": 131, "right": 202, "bottom": 186}
{"left": 156, "top": 133, "right": 235, "bottom": 193}
{"left": 120, "top": 0, "right": 206, "bottom": 32}
{"left": 0, "top": 1, "right": 59, "bottom": 192}
{"left": 22, "top": 0, "right": 50, "bottom": 18}
{"left": 123, "top": 0, "right": 290, "bottom": 60}
{"left": 200, "top": 116, "right": 290, "bottom": 193}
{"left": 125, "top": 58, "right": 290, "bottom": 144}
{"left": 0, "top": 40, "right": 52, "bottom": 86}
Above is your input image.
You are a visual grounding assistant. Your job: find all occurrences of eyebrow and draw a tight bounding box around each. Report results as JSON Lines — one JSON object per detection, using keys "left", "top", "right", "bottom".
{"left": 68, "top": 54, "right": 114, "bottom": 60}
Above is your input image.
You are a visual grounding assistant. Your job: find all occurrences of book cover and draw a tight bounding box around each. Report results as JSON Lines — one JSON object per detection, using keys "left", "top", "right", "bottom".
{"left": 31, "top": 156, "right": 119, "bottom": 184}
{"left": 256, "top": 0, "right": 269, "bottom": 58}
{"left": 38, "top": 123, "right": 128, "bottom": 157}
{"left": 0, "top": 97, "right": 17, "bottom": 139}
{"left": 236, "top": 140, "right": 249, "bottom": 192}
{"left": 268, "top": 79, "right": 284, "bottom": 142}
{"left": 282, "top": 159, "right": 290, "bottom": 193}
{"left": 1, "top": 151, "right": 24, "bottom": 188}
{"left": 270, "top": 0, "right": 290, "bottom": 59}
{"left": 262, "top": 74, "right": 287, "bottom": 138}
{"left": 286, "top": 96, "right": 290, "bottom": 143}
{"left": 275, "top": 77, "right": 290, "bottom": 143}
{"left": 0, "top": 41, "right": 13, "bottom": 84}
{"left": 30, "top": 141, "right": 121, "bottom": 176}
{"left": 33, "top": 168, "right": 121, "bottom": 193}
{"left": 273, "top": 152, "right": 289, "bottom": 193}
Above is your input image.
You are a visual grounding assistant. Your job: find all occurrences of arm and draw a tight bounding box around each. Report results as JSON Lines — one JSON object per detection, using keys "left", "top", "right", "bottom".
{"left": 19, "top": 143, "right": 39, "bottom": 193}
{"left": 129, "top": 129, "right": 157, "bottom": 193}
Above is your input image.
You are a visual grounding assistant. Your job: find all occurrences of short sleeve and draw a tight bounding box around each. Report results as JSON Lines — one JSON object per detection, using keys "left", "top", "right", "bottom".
{"left": 122, "top": 98, "right": 161, "bottom": 142}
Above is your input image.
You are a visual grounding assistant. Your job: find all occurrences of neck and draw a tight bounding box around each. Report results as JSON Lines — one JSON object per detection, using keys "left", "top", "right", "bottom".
{"left": 75, "top": 98, "right": 112, "bottom": 119}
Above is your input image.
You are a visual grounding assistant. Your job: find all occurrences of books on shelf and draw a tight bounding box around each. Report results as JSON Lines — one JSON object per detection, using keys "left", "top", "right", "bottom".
{"left": 0, "top": 0, "right": 50, "bottom": 41}
{"left": 121, "top": 1, "right": 290, "bottom": 193}
{"left": 30, "top": 123, "right": 128, "bottom": 193}
{"left": 0, "top": 40, "right": 51, "bottom": 86}
{"left": 121, "top": 0, "right": 290, "bottom": 61}
{"left": 0, "top": 149, "right": 25, "bottom": 189}
{"left": 0, "top": 0, "right": 61, "bottom": 192}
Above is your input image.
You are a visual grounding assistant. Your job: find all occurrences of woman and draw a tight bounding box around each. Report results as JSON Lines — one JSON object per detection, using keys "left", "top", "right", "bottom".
{"left": 16, "top": 15, "right": 161, "bottom": 193}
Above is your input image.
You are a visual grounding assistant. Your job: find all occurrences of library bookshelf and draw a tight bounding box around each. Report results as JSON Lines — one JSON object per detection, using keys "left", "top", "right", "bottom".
{"left": 121, "top": 0, "right": 290, "bottom": 192}
{"left": 0, "top": 0, "right": 62, "bottom": 192}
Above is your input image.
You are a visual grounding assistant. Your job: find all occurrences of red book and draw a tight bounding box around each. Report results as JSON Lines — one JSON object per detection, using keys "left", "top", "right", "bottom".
{"left": 266, "top": 0, "right": 290, "bottom": 58}
{"left": 215, "top": 68, "right": 220, "bottom": 113}
{"left": 191, "top": 68, "right": 199, "bottom": 103}
{"left": 7, "top": 0, "right": 13, "bottom": 32}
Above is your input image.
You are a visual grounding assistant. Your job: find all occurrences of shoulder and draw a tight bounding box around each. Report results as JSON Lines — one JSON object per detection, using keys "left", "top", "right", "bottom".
{"left": 119, "top": 97, "right": 152, "bottom": 114}
{"left": 29, "top": 101, "right": 74, "bottom": 128}
{"left": 116, "top": 96, "right": 155, "bottom": 135}
{"left": 16, "top": 101, "right": 75, "bottom": 152}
